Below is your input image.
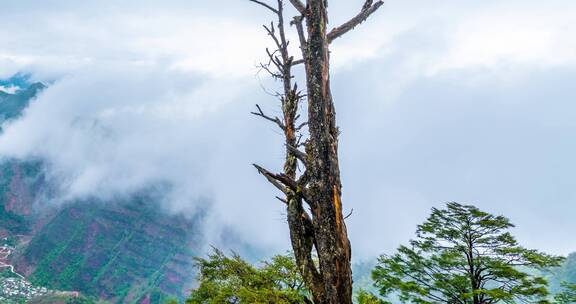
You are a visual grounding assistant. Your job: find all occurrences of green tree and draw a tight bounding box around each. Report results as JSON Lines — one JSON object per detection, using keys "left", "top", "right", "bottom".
{"left": 187, "top": 248, "right": 311, "bottom": 304}
{"left": 356, "top": 289, "right": 387, "bottom": 304}
{"left": 373, "top": 202, "right": 564, "bottom": 304}
{"left": 555, "top": 282, "right": 576, "bottom": 304}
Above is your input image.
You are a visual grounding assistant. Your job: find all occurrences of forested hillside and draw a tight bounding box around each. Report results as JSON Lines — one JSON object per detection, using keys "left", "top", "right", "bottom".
{"left": 16, "top": 196, "right": 199, "bottom": 303}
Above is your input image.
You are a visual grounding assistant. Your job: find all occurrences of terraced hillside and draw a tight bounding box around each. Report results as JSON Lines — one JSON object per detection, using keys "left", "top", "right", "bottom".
{"left": 14, "top": 196, "right": 200, "bottom": 303}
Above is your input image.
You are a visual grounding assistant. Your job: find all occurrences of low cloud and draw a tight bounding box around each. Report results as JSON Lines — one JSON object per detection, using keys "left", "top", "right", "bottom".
{"left": 1, "top": 0, "right": 576, "bottom": 260}
{"left": 0, "top": 64, "right": 292, "bottom": 254}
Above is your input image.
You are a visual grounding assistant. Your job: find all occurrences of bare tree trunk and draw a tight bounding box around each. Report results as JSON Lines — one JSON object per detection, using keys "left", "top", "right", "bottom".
{"left": 248, "top": 1, "right": 383, "bottom": 303}
{"left": 303, "top": 0, "right": 352, "bottom": 302}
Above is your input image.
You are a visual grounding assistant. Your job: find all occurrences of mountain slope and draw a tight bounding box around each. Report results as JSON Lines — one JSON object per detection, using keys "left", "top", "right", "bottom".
{"left": 15, "top": 196, "right": 199, "bottom": 303}
{"left": 0, "top": 80, "right": 48, "bottom": 238}
{"left": 548, "top": 253, "right": 576, "bottom": 294}
{"left": 0, "top": 76, "right": 201, "bottom": 303}
{"left": 0, "top": 160, "right": 45, "bottom": 238}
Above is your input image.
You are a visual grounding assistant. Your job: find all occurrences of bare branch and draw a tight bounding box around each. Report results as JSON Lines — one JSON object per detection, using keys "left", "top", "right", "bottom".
{"left": 276, "top": 196, "right": 289, "bottom": 205}
{"left": 253, "top": 164, "right": 301, "bottom": 196}
{"left": 255, "top": 163, "right": 313, "bottom": 207}
{"left": 264, "top": 48, "right": 284, "bottom": 74}
{"left": 344, "top": 208, "right": 354, "bottom": 220}
{"left": 277, "top": 172, "right": 298, "bottom": 189}
{"left": 291, "top": 16, "right": 308, "bottom": 60}
{"left": 248, "top": 0, "right": 279, "bottom": 14}
{"left": 327, "top": 0, "right": 384, "bottom": 44}
{"left": 288, "top": 0, "right": 306, "bottom": 14}
{"left": 263, "top": 24, "right": 283, "bottom": 51}
{"left": 286, "top": 144, "right": 307, "bottom": 162}
{"left": 296, "top": 121, "right": 308, "bottom": 131}
{"left": 253, "top": 164, "right": 289, "bottom": 194}
{"left": 296, "top": 133, "right": 305, "bottom": 147}
{"left": 291, "top": 58, "right": 305, "bottom": 66}
{"left": 251, "top": 104, "right": 286, "bottom": 130}
{"left": 258, "top": 62, "right": 283, "bottom": 79}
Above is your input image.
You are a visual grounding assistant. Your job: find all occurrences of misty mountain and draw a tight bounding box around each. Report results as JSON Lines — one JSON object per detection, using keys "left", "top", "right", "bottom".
{"left": 0, "top": 78, "right": 45, "bottom": 126}
{"left": 2, "top": 76, "right": 575, "bottom": 304}
{"left": 549, "top": 253, "right": 576, "bottom": 294}
{"left": 0, "top": 79, "right": 202, "bottom": 303}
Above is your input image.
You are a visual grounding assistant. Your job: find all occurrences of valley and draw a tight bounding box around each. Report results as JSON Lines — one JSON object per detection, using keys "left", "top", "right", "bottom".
{"left": 0, "top": 77, "right": 201, "bottom": 303}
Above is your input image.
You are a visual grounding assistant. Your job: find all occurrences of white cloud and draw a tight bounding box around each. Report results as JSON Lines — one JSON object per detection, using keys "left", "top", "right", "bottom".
{"left": 0, "top": 64, "right": 291, "bottom": 252}
{"left": 428, "top": 3, "right": 576, "bottom": 74}
{"left": 0, "top": 66, "right": 209, "bottom": 204}
{"left": 0, "top": 1, "right": 272, "bottom": 79}
{"left": 2, "top": 0, "right": 576, "bottom": 258}
{"left": 2, "top": 0, "right": 575, "bottom": 81}
{"left": 328, "top": 0, "right": 576, "bottom": 79}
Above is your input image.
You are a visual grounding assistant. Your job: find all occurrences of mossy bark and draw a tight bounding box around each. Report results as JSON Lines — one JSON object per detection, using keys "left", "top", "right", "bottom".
{"left": 300, "top": 1, "right": 353, "bottom": 303}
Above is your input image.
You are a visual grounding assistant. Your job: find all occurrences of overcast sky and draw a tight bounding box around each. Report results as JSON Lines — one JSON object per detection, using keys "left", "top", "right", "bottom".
{"left": 0, "top": 0, "right": 575, "bottom": 260}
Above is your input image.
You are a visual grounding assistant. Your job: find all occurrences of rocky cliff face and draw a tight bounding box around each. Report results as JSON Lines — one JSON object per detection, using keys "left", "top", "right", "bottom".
{"left": 0, "top": 77, "right": 201, "bottom": 303}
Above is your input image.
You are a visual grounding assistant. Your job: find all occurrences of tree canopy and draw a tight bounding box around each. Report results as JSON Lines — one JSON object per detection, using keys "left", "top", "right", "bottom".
{"left": 554, "top": 282, "right": 576, "bottom": 304}
{"left": 372, "top": 202, "right": 564, "bottom": 304}
{"left": 187, "top": 248, "right": 311, "bottom": 304}
{"left": 355, "top": 289, "right": 387, "bottom": 304}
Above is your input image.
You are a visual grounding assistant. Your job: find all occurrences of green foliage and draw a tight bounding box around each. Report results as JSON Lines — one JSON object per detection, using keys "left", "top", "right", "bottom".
{"left": 547, "top": 252, "right": 576, "bottom": 294}
{"left": 24, "top": 197, "right": 198, "bottom": 302}
{"left": 2, "top": 236, "right": 17, "bottom": 247}
{"left": 356, "top": 289, "right": 388, "bottom": 304}
{"left": 0, "top": 161, "right": 36, "bottom": 235}
{"left": 0, "top": 268, "right": 19, "bottom": 279}
{"left": 187, "top": 248, "right": 311, "bottom": 304}
{"left": 554, "top": 282, "right": 576, "bottom": 304}
{"left": 373, "top": 202, "right": 564, "bottom": 304}
{"left": 28, "top": 293, "right": 102, "bottom": 304}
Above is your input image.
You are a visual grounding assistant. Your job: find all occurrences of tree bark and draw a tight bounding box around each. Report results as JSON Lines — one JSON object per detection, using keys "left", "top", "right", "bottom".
{"left": 303, "top": 1, "right": 352, "bottom": 302}
{"left": 249, "top": 1, "right": 383, "bottom": 303}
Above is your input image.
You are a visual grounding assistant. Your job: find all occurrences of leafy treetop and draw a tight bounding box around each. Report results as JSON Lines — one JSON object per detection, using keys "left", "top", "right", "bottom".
{"left": 373, "top": 202, "right": 564, "bottom": 304}
{"left": 554, "top": 282, "right": 576, "bottom": 304}
{"left": 187, "top": 248, "right": 311, "bottom": 304}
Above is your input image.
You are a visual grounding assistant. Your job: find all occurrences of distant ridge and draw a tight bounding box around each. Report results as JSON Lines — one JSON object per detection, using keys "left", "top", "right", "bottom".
{"left": 0, "top": 80, "right": 46, "bottom": 126}
{"left": 0, "top": 73, "right": 35, "bottom": 90}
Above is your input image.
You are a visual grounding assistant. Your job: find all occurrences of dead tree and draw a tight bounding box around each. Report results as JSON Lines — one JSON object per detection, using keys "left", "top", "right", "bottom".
{"left": 249, "top": 1, "right": 383, "bottom": 303}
